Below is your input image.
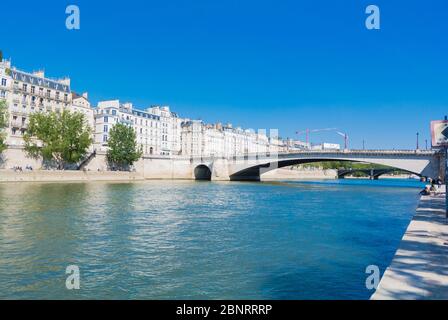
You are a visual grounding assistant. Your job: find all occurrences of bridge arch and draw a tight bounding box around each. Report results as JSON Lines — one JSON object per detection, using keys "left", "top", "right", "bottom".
{"left": 194, "top": 164, "right": 212, "bottom": 180}
{"left": 229, "top": 157, "right": 427, "bottom": 181}
{"left": 337, "top": 168, "right": 415, "bottom": 180}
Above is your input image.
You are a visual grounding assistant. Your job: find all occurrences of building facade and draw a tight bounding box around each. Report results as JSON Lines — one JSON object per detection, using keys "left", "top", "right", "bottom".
{"left": 0, "top": 58, "right": 73, "bottom": 146}
{"left": 94, "top": 100, "right": 163, "bottom": 155}
{"left": 1, "top": 55, "right": 287, "bottom": 163}
{"left": 180, "top": 121, "right": 283, "bottom": 158}
{"left": 72, "top": 92, "right": 94, "bottom": 129}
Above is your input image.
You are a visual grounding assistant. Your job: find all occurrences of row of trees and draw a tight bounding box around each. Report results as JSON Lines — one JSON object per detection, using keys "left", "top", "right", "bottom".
{"left": 0, "top": 100, "right": 142, "bottom": 170}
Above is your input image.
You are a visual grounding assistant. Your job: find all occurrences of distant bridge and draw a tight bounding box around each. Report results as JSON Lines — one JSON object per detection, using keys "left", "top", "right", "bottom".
{"left": 187, "top": 150, "right": 443, "bottom": 181}
{"left": 337, "top": 168, "right": 406, "bottom": 180}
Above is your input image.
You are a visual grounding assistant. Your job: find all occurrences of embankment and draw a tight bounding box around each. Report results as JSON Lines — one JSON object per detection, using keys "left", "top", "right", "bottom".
{"left": 261, "top": 168, "right": 337, "bottom": 181}
{"left": 371, "top": 192, "right": 448, "bottom": 299}
{"left": 0, "top": 170, "right": 144, "bottom": 183}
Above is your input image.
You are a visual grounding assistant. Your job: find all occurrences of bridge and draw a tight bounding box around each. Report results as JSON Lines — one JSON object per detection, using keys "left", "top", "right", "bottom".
{"left": 337, "top": 168, "right": 403, "bottom": 180}
{"left": 188, "top": 150, "right": 443, "bottom": 181}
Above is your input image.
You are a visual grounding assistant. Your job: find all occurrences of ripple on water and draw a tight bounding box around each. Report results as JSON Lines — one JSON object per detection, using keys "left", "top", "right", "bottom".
{"left": 0, "top": 179, "right": 421, "bottom": 299}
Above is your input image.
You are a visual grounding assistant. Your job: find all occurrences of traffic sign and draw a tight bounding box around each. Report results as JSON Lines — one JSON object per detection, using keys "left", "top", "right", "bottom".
{"left": 430, "top": 120, "right": 448, "bottom": 148}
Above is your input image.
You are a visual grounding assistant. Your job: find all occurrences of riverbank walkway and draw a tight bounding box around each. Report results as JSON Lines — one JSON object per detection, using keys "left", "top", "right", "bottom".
{"left": 372, "top": 191, "right": 448, "bottom": 299}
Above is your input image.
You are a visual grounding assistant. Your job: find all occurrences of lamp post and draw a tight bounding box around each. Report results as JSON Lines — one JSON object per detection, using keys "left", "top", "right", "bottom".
{"left": 445, "top": 116, "right": 448, "bottom": 219}
{"left": 416, "top": 132, "right": 419, "bottom": 150}
{"left": 362, "top": 139, "right": 365, "bottom": 150}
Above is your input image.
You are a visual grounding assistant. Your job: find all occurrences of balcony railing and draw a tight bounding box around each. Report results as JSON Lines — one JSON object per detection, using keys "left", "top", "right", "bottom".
{"left": 11, "top": 109, "right": 28, "bottom": 116}
{"left": 10, "top": 121, "right": 27, "bottom": 128}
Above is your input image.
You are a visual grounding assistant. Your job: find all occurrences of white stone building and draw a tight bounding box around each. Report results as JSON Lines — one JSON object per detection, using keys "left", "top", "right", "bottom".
{"left": 311, "top": 142, "right": 341, "bottom": 151}
{"left": 1, "top": 56, "right": 286, "bottom": 164}
{"left": 147, "top": 105, "right": 183, "bottom": 155}
{"left": 0, "top": 58, "right": 73, "bottom": 146}
{"left": 180, "top": 120, "right": 283, "bottom": 157}
{"left": 72, "top": 92, "right": 94, "bottom": 129}
{"left": 0, "top": 57, "right": 96, "bottom": 151}
{"left": 94, "top": 100, "right": 164, "bottom": 155}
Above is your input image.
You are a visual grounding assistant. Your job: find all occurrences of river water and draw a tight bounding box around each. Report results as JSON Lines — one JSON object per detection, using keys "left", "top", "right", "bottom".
{"left": 0, "top": 179, "right": 423, "bottom": 299}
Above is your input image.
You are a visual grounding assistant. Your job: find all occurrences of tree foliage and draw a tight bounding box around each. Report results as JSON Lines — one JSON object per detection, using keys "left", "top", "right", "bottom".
{"left": 24, "top": 110, "right": 92, "bottom": 169}
{"left": 299, "top": 161, "right": 391, "bottom": 170}
{"left": 0, "top": 99, "right": 8, "bottom": 153}
{"left": 106, "top": 123, "right": 142, "bottom": 170}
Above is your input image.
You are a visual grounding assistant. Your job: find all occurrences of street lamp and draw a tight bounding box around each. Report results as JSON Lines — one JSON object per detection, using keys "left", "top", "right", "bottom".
{"left": 416, "top": 132, "right": 419, "bottom": 150}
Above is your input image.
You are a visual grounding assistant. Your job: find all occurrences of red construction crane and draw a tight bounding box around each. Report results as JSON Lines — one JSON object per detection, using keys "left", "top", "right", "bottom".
{"left": 336, "top": 131, "right": 349, "bottom": 150}
{"left": 295, "top": 128, "right": 337, "bottom": 144}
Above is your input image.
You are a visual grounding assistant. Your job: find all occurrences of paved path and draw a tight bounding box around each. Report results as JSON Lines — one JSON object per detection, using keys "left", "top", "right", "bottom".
{"left": 371, "top": 194, "right": 448, "bottom": 299}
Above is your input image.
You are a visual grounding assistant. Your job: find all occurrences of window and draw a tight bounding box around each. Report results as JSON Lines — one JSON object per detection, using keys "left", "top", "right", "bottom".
{"left": 104, "top": 116, "right": 108, "bottom": 123}
{"left": 1, "top": 78, "right": 6, "bottom": 86}
{"left": 46, "top": 90, "right": 51, "bottom": 98}
{"left": 31, "top": 86, "right": 35, "bottom": 94}
{"left": 112, "top": 109, "right": 116, "bottom": 115}
{"left": 23, "top": 84, "right": 27, "bottom": 91}
{"left": 103, "top": 135, "right": 108, "bottom": 142}
{"left": 104, "top": 125, "right": 108, "bottom": 133}
{"left": 64, "top": 94, "right": 68, "bottom": 102}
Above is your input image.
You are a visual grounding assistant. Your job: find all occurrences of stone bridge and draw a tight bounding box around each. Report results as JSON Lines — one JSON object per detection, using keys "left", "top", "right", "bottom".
{"left": 3, "top": 147, "right": 443, "bottom": 182}
{"left": 188, "top": 150, "right": 443, "bottom": 181}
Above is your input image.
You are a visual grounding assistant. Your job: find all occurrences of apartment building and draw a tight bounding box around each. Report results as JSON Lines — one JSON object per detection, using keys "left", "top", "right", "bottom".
{"left": 0, "top": 55, "right": 286, "bottom": 161}
{"left": 180, "top": 121, "right": 283, "bottom": 157}
{"left": 0, "top": 58, "right": 72, "bottom": 146}
{"left": 94, "top": 100, "right": 163, "bottom": 155}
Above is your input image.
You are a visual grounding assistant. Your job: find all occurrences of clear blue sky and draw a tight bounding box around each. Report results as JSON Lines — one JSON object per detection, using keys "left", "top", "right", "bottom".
{"left": 1, "top": 0, "right": 447, "bottom": 149}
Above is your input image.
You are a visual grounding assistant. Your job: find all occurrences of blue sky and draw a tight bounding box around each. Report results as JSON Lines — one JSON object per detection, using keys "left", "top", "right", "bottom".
{"left": 1, "top": 0, "right": 447, "bottom": 149}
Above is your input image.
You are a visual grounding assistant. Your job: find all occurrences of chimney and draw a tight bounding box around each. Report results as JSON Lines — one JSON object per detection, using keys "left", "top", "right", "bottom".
{"left": 58, "top": 77, "right": 71, "bottom": 86}
{"left": 33, "top": 70, "right": 45, "bottom": 78}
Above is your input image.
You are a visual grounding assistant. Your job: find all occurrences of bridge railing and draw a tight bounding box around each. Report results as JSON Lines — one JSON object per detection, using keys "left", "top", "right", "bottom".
{"left": 140, "top": 149, "right": 439, "bottom": 162}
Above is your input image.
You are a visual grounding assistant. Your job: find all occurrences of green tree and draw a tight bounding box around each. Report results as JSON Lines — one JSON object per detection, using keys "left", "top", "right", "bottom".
{"left": 106, "top": 123, "right": 142, "bottom": 170}
{"left": 0, "top": 99, "right": 8, "bottom": 154}
{"left": 24, "top": 110, "right": 92, "bottom": 169}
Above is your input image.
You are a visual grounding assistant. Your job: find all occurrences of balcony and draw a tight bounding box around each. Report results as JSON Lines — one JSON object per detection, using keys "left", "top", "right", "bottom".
{"left": 11, "top": 109, "right": 28, "bottom": 116}
{"left": 10, "top": 120, "right": 27, "bottom": 128}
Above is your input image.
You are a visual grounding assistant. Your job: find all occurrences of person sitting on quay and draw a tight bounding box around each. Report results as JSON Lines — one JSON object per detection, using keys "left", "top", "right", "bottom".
{"left": 430, "top": 182, "right": 437, "bottom": 193}
{"left": 420, "top": 185, "right": 431, "bottom": 196}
